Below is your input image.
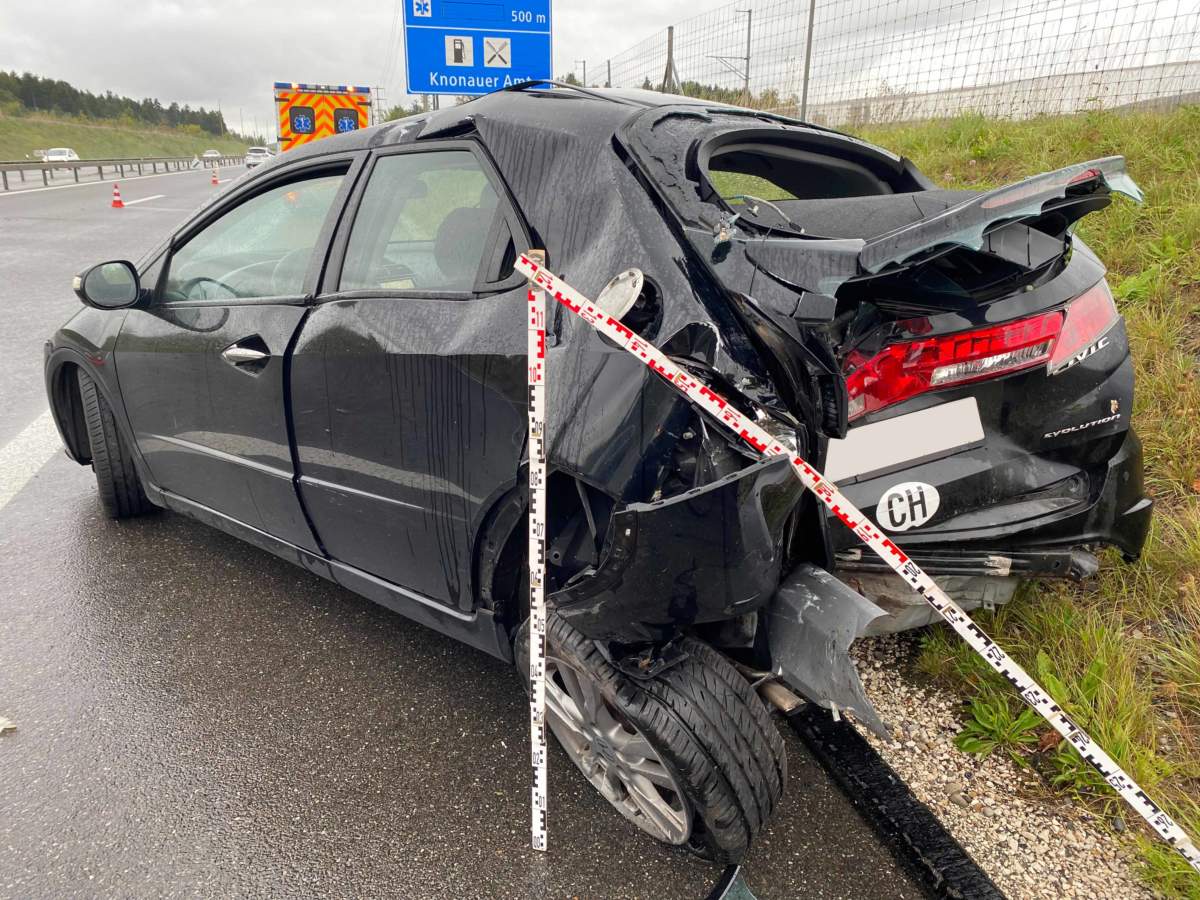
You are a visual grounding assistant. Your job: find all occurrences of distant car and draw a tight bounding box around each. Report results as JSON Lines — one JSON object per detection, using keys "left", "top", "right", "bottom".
{"left": 45, "top": 148, "right": 81, "bottom": 167}
{"left": 244, "top": 147, "right": 272, "bottom": 168}
{"left": 202, "top": 149, "right": 222, "bottom": 160}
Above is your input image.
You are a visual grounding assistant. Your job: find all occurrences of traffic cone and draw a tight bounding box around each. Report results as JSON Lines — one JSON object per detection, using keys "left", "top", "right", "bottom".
{"left": 211, "top": 165, "right": 219, "bottom": 186}
{"left": 111, "top": 183, "right": 124, "bottom": 209}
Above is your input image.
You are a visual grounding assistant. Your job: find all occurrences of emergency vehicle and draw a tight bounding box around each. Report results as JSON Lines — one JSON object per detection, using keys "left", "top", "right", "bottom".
{"left": 273, "top": 83, "right": 371, "bottom": 152}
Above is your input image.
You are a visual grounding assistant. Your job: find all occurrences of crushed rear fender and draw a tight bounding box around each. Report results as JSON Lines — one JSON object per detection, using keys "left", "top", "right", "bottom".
{"left": 549, "top": 455, "right": 803, "bottom": 643}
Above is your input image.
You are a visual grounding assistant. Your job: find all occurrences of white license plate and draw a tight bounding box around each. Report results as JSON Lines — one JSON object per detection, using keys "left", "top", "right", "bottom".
{"left": 824, "top": 397, "right": 985, "bottom": 483}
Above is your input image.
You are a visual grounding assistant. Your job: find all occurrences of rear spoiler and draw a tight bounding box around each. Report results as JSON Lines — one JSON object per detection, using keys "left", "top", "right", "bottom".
{"left": 858, "top": 156, "right": 1143, "bottom": 274}
{"left": 696, "top": 157, "right": 1143, "bottom": 322}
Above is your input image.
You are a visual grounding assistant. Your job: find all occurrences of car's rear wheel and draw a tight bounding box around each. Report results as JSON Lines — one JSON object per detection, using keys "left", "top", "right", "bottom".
{"left": 77, "top": 370, "right": 153, "bottom": 519}
{"left": 516, "top": 614, "right": 787, "bottom": 862}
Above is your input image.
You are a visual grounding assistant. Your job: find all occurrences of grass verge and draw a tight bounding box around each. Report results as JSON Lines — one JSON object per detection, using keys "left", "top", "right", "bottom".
{"left": 0, "top": 112, "right": 247, "bottom": 160}
{"left": 847, "top": 107, "right": 1200, "bottom": 897}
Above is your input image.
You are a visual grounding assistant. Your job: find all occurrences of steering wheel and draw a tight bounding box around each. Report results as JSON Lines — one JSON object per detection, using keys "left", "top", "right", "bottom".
{"left": 270, "top": 247, "right": 313, "bottom": 296}
{"left": 179, "top": 276, "right": 238, "bottom": 301}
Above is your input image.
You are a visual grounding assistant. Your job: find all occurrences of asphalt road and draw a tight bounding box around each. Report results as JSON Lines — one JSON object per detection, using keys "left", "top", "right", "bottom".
{"left": 0, "top": 165, "right": 923, "bottom": 899}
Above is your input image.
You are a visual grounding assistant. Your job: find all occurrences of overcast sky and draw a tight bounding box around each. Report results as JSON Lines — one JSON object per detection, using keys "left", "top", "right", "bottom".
{"left": 0, "top": 0, "right": 691, "bottom": 136}
{"left": 3, "top": 0, "right": 1192, "bottom": 138}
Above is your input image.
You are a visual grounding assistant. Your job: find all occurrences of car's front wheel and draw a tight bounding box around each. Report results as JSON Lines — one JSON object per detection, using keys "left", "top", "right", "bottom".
{"left": 77, "top": 370, "right": 153, "bottom": 519}
{"left": 516, "top": 614, "right": 787, "bottom": 862}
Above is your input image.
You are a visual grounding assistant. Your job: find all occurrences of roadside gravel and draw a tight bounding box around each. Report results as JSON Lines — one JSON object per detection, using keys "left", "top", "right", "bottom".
{"left": 849, "top": 633, "right": 1154, "bottom": 900}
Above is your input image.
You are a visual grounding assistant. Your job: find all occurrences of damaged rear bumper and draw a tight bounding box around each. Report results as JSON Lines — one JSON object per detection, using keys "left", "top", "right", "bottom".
{"left": 831, "top": 429, "right": 1153, "bottom": 575}
{"left": 549, "top": 455, "right": 804, "bottom": 643}
{"left": 766, "top": 564, "right": 889, "bottom": 738}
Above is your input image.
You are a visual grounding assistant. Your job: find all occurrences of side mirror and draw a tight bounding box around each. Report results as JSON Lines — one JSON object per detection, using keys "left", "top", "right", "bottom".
{"left": 73, "top": 260, "right": 140, "bottom": 309}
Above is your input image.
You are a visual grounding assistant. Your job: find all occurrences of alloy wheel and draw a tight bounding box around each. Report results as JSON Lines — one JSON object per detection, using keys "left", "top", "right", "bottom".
{"left": 543, "top": 654, "right": 692, "bottom": 845}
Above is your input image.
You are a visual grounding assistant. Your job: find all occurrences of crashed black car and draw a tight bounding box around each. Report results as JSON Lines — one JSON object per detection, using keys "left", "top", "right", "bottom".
{"left": 45, "top": 85, "right": 1150, "bottom": 862}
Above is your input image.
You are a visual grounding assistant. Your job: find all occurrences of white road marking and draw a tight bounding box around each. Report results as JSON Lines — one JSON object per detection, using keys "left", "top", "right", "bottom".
{"left": 0, "top": 167, "right": 225, "bottom": 199}
{"left": 0, "top": 409, "right": 63, "bottom": 512}
{"left": 121, "top": 194, "right": 166, "bottom": 206}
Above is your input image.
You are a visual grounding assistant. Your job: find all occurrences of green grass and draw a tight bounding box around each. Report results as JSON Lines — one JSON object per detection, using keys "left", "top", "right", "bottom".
{"left": 0, "top": 112, "right": 248, "bottom": 160}
{"left": 848, "top": 107, "right": 1200, "bottom": 896}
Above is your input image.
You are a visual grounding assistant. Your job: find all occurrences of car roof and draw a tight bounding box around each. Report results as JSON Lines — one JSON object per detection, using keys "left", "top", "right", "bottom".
{"left": 277, "top": 85, "right": 772, "bottom": 165}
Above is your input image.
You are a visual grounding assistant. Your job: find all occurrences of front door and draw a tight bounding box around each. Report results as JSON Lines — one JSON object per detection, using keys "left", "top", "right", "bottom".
{"left": 290, "top": 145, "right": 529, "bottom": 608}
{"left": 115, "top": 161, "right": 357, "bottom": 551}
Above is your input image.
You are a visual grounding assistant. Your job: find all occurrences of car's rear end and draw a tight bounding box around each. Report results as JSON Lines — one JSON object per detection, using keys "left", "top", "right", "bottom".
{"left": 245, "top": 147, "right": 271, "bottom": 168}
{"left": 619, "top": 109, "right": 1151, "bottom": 636}
{"left": 826, "top": 227, "right": 1150, "bottom": 629}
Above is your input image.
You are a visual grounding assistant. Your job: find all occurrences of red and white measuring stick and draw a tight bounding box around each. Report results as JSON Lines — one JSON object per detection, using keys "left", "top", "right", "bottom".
{"left": 526, "top": 254, "right": 549, "bottom": 852}
{"left": 515, "top": 253, "right": 1200, "bottom": 874}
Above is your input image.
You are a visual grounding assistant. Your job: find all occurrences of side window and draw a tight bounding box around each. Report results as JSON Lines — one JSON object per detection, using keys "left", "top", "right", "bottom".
{"left": 340, "top": 151, "right": 506, "bottom": 293}
{"left": 162, "top": 172, "right": 345, "bottom": 303}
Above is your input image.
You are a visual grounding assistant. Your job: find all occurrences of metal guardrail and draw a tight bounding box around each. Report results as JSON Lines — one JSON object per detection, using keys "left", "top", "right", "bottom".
{"left": 0, "top": 154, "right": 245, "bottom": 191}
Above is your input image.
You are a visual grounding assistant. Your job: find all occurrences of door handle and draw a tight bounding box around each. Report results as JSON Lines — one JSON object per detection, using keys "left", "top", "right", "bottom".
{"left": 221, "top": 337, "right": 271, "bottom": 372}
{"left": 222, "top": 345, "right": 269, "bottom": 364}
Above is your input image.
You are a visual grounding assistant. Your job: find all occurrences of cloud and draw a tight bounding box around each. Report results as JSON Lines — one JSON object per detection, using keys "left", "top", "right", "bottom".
{"left": 0, "top": 0, "right": 690, "bottom": 132}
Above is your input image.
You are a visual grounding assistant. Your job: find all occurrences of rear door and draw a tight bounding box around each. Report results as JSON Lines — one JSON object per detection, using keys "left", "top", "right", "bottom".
{"left": 114, "top": 156, "right": 360, "bottom": 549}
{"left": 290, "top": 142, "right": 530, "bottom": 609}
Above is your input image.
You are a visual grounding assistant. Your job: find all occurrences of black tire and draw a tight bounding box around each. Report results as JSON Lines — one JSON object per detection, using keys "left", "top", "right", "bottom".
{"left": 516, "top": 614, "right": 787, "bottom": 863}
{"left": 77, "top": 369, "right": 153, "bottom": 518}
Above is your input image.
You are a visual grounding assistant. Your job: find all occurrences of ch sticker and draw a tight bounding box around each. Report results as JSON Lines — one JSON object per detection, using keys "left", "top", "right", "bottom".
{"left": 876, "top": 482, "right": 940, "bottom": 531}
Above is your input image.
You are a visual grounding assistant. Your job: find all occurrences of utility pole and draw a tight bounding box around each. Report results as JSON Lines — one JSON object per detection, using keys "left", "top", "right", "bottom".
{"left": 606, "top": 59, "right": 612, "bottom": 88}
{"left": 575, "top": 59, "right": 587, "bottom": 86}
{"left": 742, "top": 8, "right": 752, "bottom": 105}
{"left": 799, "top": 0, "right": 816, "bottom": 119}
{"left": 372, "top": 85, "right": 387, "bottom": 124}
{"left": 661, "top": 26, "right": 679, "bottom": 93}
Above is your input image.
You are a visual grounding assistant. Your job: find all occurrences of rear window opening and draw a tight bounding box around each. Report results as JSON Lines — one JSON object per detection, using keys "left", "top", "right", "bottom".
{"left": 697, "top": 132, "right": 933, "bottom": 240}
{"left": 700, "top": 133, "right": 921, "bottom": 205}
{"left": 707, "top": 142, "right": 897, "bottom": 202}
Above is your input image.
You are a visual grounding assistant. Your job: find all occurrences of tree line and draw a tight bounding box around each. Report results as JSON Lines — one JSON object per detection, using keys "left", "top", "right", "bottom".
{"left": 0, "top": 71, "right": 227, "bottom": 136}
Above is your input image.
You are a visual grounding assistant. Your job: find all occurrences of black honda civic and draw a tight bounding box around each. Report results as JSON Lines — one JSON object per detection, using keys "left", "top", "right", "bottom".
{"left": 45, "top": 85, "right": 1151, "bottom": 862}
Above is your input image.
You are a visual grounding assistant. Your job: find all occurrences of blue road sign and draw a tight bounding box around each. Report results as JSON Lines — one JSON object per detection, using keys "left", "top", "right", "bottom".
{"left": 403, "top": 0, "right": 552, "bottom": 96}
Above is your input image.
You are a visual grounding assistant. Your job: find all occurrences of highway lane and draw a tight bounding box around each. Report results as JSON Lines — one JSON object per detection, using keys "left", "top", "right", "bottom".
{"left": 0, "top": 159, "right": 922, "bottom": 898}
{"left": 0, "top": 166, "right": 242, "bottom": 448}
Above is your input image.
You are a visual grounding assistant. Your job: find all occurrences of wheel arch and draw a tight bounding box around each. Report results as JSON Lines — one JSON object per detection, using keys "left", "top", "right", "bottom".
{"left": 46, "top": 349, "right": 145, "bottom": 476}
{"left": 45, "top": 354, "right": 91, "bottom": 464}
{"left": 472, "top": 468, "right": 617, "bottom": 642}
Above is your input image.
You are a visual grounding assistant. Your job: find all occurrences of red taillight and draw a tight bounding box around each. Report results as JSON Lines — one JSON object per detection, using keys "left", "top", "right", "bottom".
{"left": 845, "top": 280, "right": 1119, "bottom": 421}
{"left": 1048, "top": 280, "right": 1119, "bottom": 373}
{"left": 846, "top": 313, "right": 1061, "bottom": 419}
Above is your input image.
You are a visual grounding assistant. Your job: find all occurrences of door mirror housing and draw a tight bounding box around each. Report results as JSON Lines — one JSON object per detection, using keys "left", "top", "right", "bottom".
{"left": 73, "top": 260, "right": 140, "bottom": 309}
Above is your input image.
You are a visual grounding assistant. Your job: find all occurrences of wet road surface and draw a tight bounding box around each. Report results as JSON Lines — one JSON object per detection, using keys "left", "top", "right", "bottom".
{"left": 0, "top": 159, "right": 922, "bottom": 899}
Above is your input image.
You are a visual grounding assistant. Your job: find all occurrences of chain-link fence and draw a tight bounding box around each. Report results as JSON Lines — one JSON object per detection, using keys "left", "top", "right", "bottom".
{"left": 581, "top": 0, "right": 1200, "bottom": 127}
